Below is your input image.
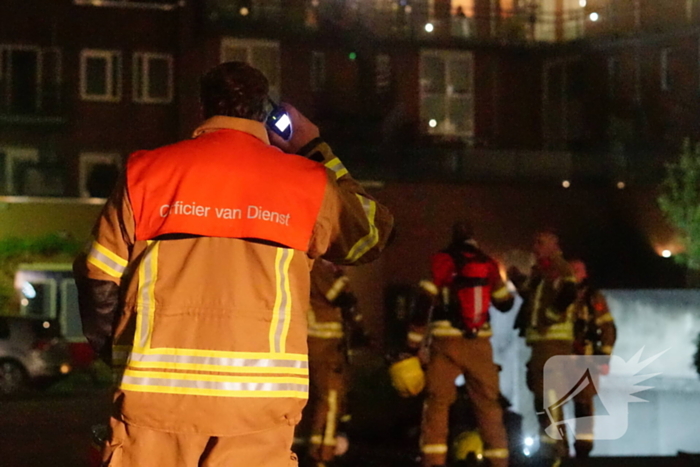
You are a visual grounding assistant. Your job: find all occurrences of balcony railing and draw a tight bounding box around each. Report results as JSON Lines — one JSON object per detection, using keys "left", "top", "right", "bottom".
{"left": 73, "top": 0, "right": 184, "bottom": 11}
{"left": 206, "top": 0, "right": 588, "bottom": 44}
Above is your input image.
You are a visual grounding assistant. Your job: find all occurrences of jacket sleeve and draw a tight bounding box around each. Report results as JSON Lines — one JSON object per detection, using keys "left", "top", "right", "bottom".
{"left": 489, "top": 259, "right": 514, "bottom": 312}
{"left": 430, "top": 252, "right": 455, "bottom": 289}
{"left": 592, "top": 291, "right": 616, "bottom": 355}
{"left": 406, "top": 280, "right": 439, "bottom": 351}
{"left": 72, "top": 177, "right": 135, "bottom": 362}
{"left": 551, "top": 257, "right": 577, "bottom": 314}
{"left": 303, "top": 139, "right": 394, "bottom": 264}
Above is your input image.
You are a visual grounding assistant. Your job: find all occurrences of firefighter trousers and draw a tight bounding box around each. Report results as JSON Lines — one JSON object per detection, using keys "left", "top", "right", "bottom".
{"left": 572, "top": 362, "right": 599, "bottom": 458}
{"left": 298, "top": 338, "right": 348, "bottom": 463}
{"left": 421, "top": 336, "right": 509, "bottom": 467}
{"left": 102, "top": 416, "right": 298, "bottom": 467}
{"left": 526, "top": 340, "right": 574, "bottom": 460}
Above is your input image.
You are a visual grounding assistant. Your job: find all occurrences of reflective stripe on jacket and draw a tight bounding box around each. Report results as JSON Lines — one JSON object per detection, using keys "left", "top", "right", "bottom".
{"left": 75, "top": 117, "right": 393, "bottom": 436}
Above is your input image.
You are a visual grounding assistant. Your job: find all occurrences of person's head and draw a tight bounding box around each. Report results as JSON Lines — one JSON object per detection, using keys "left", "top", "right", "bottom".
{"left": 532, "top": 229, "right": 561, "bottom": 259}
{"left": 451, "top": 220, "right": 475, "bottom": 245}
{"left": 200, "top": 61, "right": 269, "bottom": 122}
{"left": 569, "top": 259, "right": 588, "bottom": 283}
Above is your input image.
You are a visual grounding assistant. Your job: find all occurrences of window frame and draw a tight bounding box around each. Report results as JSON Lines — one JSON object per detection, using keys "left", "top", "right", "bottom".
{"left": 132, "top": 52, "right": 174, "bottom": 104}
{"left": 419, "top": 49, "right": 475, "bottom": 138}
{"left": 220, "top": 38, "right": 281, "bottom": 101}
{"left": 80, "top": 49, "right": 122, "bottom": 102}
{"left": 79, "top": 152, "right": 122, "bottom": 198}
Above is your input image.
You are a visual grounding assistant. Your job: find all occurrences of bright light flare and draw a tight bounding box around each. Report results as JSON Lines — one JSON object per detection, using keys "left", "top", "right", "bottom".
{"left": 425, "top": 22, "right": 434, "bottom": 33}
{"left": 239, "top": 7, "right": 249, "bottom": 16}
{"left": 589, "top": 12, "right": 599, "bottom": 21}
{"left": 662, "top": 250, "right": 672, "bottom": 258}
{"left": 524, "top": 437, "right": 534, "bottom": 447}
{"left": 429, "top": 119, "right": 438, "bottom": 128}
{"left": 579, "top": 0, "right": 587, "bottom": 7}
{"left": 562, "top": 180, "right": 571, "bottom": 188}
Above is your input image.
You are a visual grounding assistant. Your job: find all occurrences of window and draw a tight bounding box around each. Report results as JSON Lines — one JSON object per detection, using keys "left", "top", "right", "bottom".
{"left": 79, "top": 152, "right": 121, "bottom": 198}
{"left": 133, "top": 52, "right": 174, "bottom": 104}
{"left": 61, "top": 279, "right": 84, "bottom": 342}
{"left": 221, "top": 39, "right": 281, "bottom": 101}
{"left": 0, "top": 45, "right": 61, "bottom": 115}
{"left": 376, "top": 54, "right": 391, "bottom": 93}
{"left": 0, "top": 146, "right": 39, "bottom": 195}
{"left": 420, "top": 50, "right": 474, "bottom": 137}
{"left": 80, "top": 49, "right": 122, "bottom": 102}
{"left": 661, "top": 48, "right": 671, "bottom": 91}
{"left": 19, "top": 279, "right": 57, "bottom": 319}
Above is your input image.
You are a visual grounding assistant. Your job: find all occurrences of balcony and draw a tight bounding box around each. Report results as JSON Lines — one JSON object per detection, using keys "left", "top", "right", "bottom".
{"left": 73, "top": 0, "right": 184, "bottom": 11}
{"left": 205, "top": 0, "right": 587, "bottom": 44}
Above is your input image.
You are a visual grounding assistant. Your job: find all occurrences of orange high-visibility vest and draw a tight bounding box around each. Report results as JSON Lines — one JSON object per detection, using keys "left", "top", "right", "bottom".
{"left": 127, "top": 129, "right": 328, "bottom": 251}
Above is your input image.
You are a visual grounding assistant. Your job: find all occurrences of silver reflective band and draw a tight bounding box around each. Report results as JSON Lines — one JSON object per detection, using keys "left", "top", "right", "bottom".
{"left": 129, "top": 351, "right": 308, "bottom": 370}
{"left": 122, "top": 374, "right": 308, "bottom": 392}
{"left": 88, "top": 245, "right": 126, "bottom": 277}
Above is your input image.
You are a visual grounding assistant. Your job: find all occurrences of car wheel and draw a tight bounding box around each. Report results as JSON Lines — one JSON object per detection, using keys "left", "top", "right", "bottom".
{"left": 0, "top": 360, "right": 28, "bottom": 395}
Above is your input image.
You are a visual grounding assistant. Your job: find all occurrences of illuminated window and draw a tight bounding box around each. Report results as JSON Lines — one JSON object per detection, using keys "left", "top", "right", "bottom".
{"left": 310, "top": 51, "right": 325, "bottom": 92}
{"left": 80, "top": 49, "right": 122, "bottom": 102}
{"left": 133, "top": 52, "right": 173, "bottom": 104}
{"left": 420, "top": 49, "right": 474, "bottom": 137}
{"left": 220, "top": 39, "right": 280, "bottom": 101}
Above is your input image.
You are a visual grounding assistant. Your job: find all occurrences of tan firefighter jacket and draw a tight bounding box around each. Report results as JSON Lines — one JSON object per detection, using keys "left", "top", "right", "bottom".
{"left": 73, "top": 116, "right": 393, "bottom": 436}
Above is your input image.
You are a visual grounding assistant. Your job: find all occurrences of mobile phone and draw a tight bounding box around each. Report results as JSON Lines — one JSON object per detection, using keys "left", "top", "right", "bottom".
{"left": 265, "top": 99, "right": 293, "bottom": 141}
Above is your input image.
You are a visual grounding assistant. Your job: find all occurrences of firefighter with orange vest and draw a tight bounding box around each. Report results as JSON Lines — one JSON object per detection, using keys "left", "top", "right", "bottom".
{"left": 406, "top": 222, "right": 514, "bottom": 467}
{"left": 569, "top": 259, "right": 616, "bottom": 459}
{"left": 509, "top": 230, "right": 577, "bottom": 466}
{"left": 73, "top": 61, "right": 393, "bottom": 467}
{"left": 297, "top": 259, "right": 366, "bottom": 466}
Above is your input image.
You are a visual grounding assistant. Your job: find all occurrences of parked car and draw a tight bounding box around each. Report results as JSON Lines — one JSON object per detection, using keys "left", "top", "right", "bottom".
{"left": 0, "top": 316, "right": 72, "bottom": 395}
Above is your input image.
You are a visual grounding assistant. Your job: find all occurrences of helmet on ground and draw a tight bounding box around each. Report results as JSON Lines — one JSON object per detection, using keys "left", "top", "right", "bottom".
{"left": 452, "top": 430, "right": 484, "bottom": 463}
{"left": 389, "top": 356, "right": 425, "bottom": 397}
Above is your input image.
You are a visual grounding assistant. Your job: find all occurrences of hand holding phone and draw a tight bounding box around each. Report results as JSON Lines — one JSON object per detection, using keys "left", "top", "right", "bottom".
{"left": 265, "top": 99, "right": 293, "bottom": 141}
{"left": 266, "top": 102, "right": 321, "bottom": 154}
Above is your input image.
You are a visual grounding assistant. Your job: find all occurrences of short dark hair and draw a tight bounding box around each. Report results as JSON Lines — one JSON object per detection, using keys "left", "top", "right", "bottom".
{"left": 200, "top": 61, "right": 269, "bottom": 122}
{"left": 452, "top": 220, "right": 475, "bottom": 244}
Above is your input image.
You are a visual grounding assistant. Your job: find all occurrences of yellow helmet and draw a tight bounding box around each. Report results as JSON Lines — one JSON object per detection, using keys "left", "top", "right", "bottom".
{"left": 389, "top": 356, "right": 425, "bottom": 397}
{"left": 452, "top": 430, "right": 484, "bottom": 462}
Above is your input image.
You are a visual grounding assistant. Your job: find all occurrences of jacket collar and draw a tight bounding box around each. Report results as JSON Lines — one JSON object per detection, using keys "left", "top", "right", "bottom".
{"left": 192, "top": 116, "right": 270, "bottom": 145}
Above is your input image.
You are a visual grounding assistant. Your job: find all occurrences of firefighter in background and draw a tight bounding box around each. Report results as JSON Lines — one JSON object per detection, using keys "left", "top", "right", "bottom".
{"left": 569, "top": 259, "right": 617, "bottom": 459}
{"left": 407, "top": 221, "right": 514, "bottom": 467}
{"left": 299, "top": 259, "right": 366, "bottom": 466}
{"left": 509, "top": 230, "right": 577, "bottom": 466}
